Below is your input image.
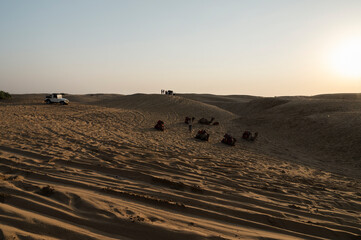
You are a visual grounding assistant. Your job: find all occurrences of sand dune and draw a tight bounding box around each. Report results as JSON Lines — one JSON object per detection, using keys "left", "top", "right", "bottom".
{"left": 0, "top": 93, "right": 360, "bottom": 240}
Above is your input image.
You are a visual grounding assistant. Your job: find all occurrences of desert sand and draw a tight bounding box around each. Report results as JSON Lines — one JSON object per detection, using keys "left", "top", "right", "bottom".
{"left": 0, "top": 93, "right": 360, "bottom": 240}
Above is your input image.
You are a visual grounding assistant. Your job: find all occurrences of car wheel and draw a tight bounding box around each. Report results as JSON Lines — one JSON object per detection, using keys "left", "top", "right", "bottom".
{"left": 45, "top": 100, "right": 51, "bottom": 104}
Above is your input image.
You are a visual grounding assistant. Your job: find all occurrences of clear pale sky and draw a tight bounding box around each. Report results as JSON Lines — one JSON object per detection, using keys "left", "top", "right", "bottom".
{"left": 1, "top": 0, "right": 360, "bottom": 96}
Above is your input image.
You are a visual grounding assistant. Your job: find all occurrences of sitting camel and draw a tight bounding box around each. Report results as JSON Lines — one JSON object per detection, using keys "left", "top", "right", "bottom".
{"left": 198, "top": 117, "right": 214, "bottom": 125}
{"left": 221, "top": 134, "right": 236, "bottom": 146}
{"left": 154, "top": 120, "right": 165, "bottom": 131}
{"left": 195, "top": 129, "right": 209, "bottom": 141}
{"left": 242, "top": 131, "right": 258, "bottom": 141}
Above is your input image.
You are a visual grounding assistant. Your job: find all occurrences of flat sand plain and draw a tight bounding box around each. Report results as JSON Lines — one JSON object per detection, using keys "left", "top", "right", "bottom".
{"left": 0, "top": 93, "right": 360, "bottom": 240}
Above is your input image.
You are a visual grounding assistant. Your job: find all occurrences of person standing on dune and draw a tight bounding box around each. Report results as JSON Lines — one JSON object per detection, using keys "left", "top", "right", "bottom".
{"left": 188, "top": 117, "right": 193, "bottom": 133}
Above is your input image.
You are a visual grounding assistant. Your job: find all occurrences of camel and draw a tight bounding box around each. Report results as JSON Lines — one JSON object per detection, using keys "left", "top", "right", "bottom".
{"left": 221, "top": 134, "right": 236, "bottom": 146}
{"left": 195, "top": 130, "right": 209, "bottom": 141}
{"left": 242, "top": 131, "right": 258, "bottom": 141}
{"left": 198, "top": 117, "right": 214, "bottom": 125}
{"left": 154, "top": 120, "right": 165, "bottom": 131}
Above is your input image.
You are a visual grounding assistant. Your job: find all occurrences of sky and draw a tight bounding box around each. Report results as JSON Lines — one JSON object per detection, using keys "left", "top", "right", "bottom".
{"left": 1, "top": 0, "right": 361, "bottom": 96}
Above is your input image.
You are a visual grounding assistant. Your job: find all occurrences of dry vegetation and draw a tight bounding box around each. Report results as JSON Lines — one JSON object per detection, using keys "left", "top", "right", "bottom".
{"left": 0, "top": 91, "right": 11, "bottom": 100}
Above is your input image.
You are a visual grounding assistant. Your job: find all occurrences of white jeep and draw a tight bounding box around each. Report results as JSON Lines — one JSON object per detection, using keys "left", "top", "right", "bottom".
{"left": 44, "top": 93, "right": 69, "bottom": 105}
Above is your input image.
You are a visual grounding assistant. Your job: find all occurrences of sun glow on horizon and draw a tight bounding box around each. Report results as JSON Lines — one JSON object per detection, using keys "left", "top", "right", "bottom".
{"left": 330, "top": 37, "right": 361, "bottom": 79}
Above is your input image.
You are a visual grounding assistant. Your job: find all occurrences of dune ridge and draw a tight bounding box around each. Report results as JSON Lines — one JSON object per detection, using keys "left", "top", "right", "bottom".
{"left": 0, "top": 94, "right": 360, "bottom": 240}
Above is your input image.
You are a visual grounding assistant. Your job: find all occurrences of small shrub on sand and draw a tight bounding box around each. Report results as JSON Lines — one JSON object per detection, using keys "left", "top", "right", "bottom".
{"left": 190, "top": 185, "right": 204, "bottom": 194}
{"left": 0, "top": 91, "right": 11, "bottom": 100}
{"left": 38, "top": 185, "right": 55, "bottom": 197}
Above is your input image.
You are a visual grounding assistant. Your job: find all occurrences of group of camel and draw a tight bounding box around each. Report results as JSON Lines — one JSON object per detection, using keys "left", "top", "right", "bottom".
{"left": 154, "top": 117, "right": 257, "bottom": 146}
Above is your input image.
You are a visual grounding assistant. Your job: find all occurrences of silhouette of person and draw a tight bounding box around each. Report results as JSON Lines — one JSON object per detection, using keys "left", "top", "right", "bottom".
{"left": 188, "top": 118, "right": 193, "bottom": 132}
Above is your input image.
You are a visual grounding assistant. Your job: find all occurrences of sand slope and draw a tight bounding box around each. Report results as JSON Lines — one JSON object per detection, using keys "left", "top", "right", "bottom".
{"left": 0, "top": 94, "right": 360, "bottom": 240}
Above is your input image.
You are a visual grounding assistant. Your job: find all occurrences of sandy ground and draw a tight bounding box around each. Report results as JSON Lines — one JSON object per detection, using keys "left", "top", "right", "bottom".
{"left": 0, "top": 93, "right": 360, "bottom": 240}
